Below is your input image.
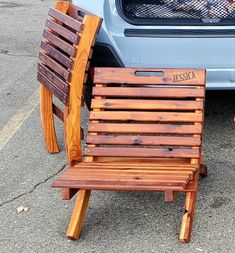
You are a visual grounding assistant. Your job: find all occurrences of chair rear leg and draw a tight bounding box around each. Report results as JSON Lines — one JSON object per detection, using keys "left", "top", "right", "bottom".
{"left": 199, "top": 164, "right": 208, "bottom": 177}
{"left": 199, "top": 153, "right": 208, "bottom": 177}
{"left": 180, "top": 191, "right": 197, "bottom": 243}
{"left": 40, "top": 84, "right": 59, "bottom": 153}
{"left": 66, "top": 190, "right": 91, "bottom": 240}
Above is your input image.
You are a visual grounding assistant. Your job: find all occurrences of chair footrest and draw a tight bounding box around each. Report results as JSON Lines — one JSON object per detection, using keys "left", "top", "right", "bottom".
{"left": 52, "top": 162, "right": 198, "bottom": 191}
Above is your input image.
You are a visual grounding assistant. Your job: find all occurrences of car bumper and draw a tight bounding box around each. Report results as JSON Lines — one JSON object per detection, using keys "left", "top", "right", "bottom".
{"left": 73, "top": 0, "right": 235, "bottom": 89}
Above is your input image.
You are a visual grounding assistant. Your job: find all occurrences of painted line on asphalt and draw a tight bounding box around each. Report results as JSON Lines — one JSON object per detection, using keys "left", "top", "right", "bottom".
{"left": 0, "top": 88, "right": 39, "bottom": 151}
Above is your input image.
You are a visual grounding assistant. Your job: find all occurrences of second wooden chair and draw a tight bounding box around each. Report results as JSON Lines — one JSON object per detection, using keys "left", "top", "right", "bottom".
{"left": 38, "top": 1, "right": 102, "bottom": 166}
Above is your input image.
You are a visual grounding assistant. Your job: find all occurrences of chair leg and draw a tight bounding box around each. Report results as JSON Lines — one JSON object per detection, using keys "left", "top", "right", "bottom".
{"left": 180, "top": 191, "right": 197, "bottom": 243}
{"left": 40, "top": 84, "right": 59, "bottom": 153}
{"left": 66, "top": 190, "right": 91, "bottom": 240}
{"left": 199, "top": 164, "right": 208, "bottom": 177}
{"left": 199, "top": 152, "right": 208, "bottom": 177}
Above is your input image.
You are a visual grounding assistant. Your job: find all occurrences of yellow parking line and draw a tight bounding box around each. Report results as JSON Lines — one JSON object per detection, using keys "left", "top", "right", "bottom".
{"left": 0, "top": 88, "right": 39, "bottom": 151}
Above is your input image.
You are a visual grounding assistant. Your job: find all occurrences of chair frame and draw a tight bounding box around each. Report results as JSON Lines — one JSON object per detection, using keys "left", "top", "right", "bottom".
{"left": 53, "top": 67, "right": 207, "bottom": 243}
{"left": 39, "top": 0, "right": 102, "bottom": 167}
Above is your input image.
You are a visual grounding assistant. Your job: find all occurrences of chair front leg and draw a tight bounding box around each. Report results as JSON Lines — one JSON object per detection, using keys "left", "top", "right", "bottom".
{"left": 40, "top": 84, "right": 59, "bottom": 153}
{"left": 66, "top": 190, "right": 91, "bottom": 240}
{"left": 180, "top": 191, "right": 197, "bottom": 243}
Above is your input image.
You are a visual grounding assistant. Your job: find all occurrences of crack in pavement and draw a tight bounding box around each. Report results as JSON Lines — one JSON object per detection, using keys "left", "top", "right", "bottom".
{"left": 0, "top": 164, "right": 66, "bottom": 208}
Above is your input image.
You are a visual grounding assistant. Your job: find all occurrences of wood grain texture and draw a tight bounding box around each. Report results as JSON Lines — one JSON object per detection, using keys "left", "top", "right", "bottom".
{"left": 52, "top": 104, "right": 64, "bottom": 122}
{"left": 88, "top": 123, "right": 203, "bottom": 134}
{"left": 39, "top": 51, "right": 70, "bottom": 81}
{"left": 48, "top": 7, "right": 83, "bottom": 32}
{"left": 66, "top": 190, "right": 91, "bottom": 240}
{"left": 39, "top": 1, "right": 69, "bottom": 154}
{"left": 92, "top": 87, "right": 205, "bottom": 98}
{"left": 52, "top": 59, "right": 206, "bottom": 242}
{"left": 180, "top": 169, "right": 199, "bottom": 243}
{"left": 85, "top": 147, "right": 200, "bottom": 158}
{"left": 94, "top": 68, "right": 206, "bottom": 85}
{"left": 40, "top": 84, "right": 59, "bottom": 153}
{"left": 38, "top": 63, "right": 69, "bottom": 93}
{"left": 65, "top": 15, "right": 102, "bottom": 166}
{"left": 37, "top": 71, "right": 69, "bottom": 105}
{"left": 52, "top": 163, "right": 198, "bottom": 191}
{"left": 40, "top": 41, "right": 73, "bottom": 69}
{"left": 43, "top": 30, "right": 76, "bottom": 57}
{"left": 86, "top": 135, "right": 201, "bottom": 146}
{"left": 46, "top": 18, "right": 80, "bottom": 44}
{"left": 91, "top": 99, "right": 203, "bottom": 110}
{"left": 90, "top": 111, "right": 203, "bottom": 122}
{"left": 61, "top": 188, "right": 79, "bottom": 200}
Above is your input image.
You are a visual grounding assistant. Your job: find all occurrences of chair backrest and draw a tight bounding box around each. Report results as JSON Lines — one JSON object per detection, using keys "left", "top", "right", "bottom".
{"left": 37, "top": 1, "right": 101, "bottom": 105}
{"left": 38, "top": 1, "right": 102, "bottom": 165}
{"left": 85, "top": 68, "right": 206, "bottom": 164}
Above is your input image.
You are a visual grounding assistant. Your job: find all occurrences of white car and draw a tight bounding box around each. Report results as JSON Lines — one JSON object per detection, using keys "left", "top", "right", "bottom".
{"left": 74, "top": 0, "right": 235, "bottom": 90}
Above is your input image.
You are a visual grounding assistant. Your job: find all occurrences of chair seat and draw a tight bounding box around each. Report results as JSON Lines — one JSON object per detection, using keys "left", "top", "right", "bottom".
{"left": 52, "top": 162, "right": 199, "bottom": 191}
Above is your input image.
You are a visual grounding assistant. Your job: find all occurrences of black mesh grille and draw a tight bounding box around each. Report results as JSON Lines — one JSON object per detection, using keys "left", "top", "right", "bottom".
{"left": 120, "top": 0, "right": 235, "bottom": 25}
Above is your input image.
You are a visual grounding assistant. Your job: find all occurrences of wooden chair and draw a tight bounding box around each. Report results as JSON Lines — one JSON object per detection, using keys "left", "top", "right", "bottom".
{"left": 52, "top": 67, "right": 206, "bottom": 243}
{"left": 38, "top": 1, "right": 102, "bottom": 166}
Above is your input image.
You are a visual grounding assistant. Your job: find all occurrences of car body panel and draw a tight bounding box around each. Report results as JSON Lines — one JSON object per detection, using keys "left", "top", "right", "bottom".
{"left": 73, "top": 0, "right": 235, "bottom": 89}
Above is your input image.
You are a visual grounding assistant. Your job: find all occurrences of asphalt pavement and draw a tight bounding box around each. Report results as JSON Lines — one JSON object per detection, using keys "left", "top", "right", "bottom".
{"left": 0, "top": 1, "right": 235, "bottom": 252}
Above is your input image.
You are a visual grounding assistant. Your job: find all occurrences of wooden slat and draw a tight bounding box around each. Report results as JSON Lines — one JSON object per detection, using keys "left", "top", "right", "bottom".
{"left": 94, "top": 157, "right": 193, "bottom": 165}
{"left": 75, "top": 162, "right": 198, "bottom": 169}
{"left": 94, "top": 68, "right": 206, "bottom": 85}
{"left": 54, "top": 172, "right": 189, "bottom": 185}
{"left": 68, "top": 4, "right": 94, "bottom": 21}
{"left": 39, "top": 51, "right": 70, "bottom": 81}
{"left": 85, "top": 147, "right": 200, "bottom": 158}
{"left": 41, "top": 41, "right": 73, "bottom": 68}
{"left": 92, "top": 87, "right": 205, "bottom": 98}
{"left": 37, "top": 72, "right": 68, "bottom": 105}
{"left": 86, "top": 135, "right": 201, "bottom": 146}
{"left": 53, "top": 104, "right": 64, "bottom": 122}
{"left": 90, "top": 111, "right": 203, "bottom": 122}
{"left": 65, "top": 169, "right": 194, "bottom": 177}
{"left": 71, "top": 168, "right": 194, "bottom": 175}
{"left": 48, "top": 8, "right": 83, "bottom": 32}
{"left": 38, "top": 63, "right": 69, "bottom": 93}
{"left": 43, "top": 30, "right": 76, "bottom": 56}
{"left": 46, "top": 18, "right": 80, "bottom": 44}
{"left": 91, "top": 99, "right": 203, "bottom": 110}
{"left": 61, "top": 175, "right": 189, "bottom": 184}
{"left": 88, "top": 123, "right": 202, "bottom": 134}
{"left": 52, "top": 179, "right": 187, "bottom": 191}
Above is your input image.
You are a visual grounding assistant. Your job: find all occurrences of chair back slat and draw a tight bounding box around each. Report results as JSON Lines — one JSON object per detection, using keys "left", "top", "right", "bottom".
{"left": 40, "top": 41, "right": 73, "bottom": 68}
{"left": 86, "top": 135, "right": 201, "bottom": 146}
{"left": 38, "top": 63, "right": 69, "bottom": 93}
{"left": 48, "top": 8, "right": 83, "bottom": 31}
{"left": 88, "top": 123, "right": 203, "bottom": 134}
{"left": 91, "top": 99, "right": 203, "bottom": 110}
{"left": 85, "top": 147, "right": 200, "bottom": 159}
{"left": 89, "top": 111, "right": 203, "bottom": 123}
{"left": 43, "top": 30, "right": 76, "bottom": 56}
{"left": 92, "top": 87, "right": 205, "bottom": 98}
{"left": 37, "top": 72, "right": 68, "bottom": 104}
{"left": 39, "top": 51, "right": 70, "bottom": 81}
{"left": 94, "top": 68, "right": 205, "bottom": 86}
{"left": 46, "top": 18, "right": 80, "bottom": 44}
{"left": 86, "top": 68, "right": 206, "bottom": 161}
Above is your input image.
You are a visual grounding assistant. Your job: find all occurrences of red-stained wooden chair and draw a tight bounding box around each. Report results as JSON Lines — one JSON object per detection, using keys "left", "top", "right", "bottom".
{"left": 38, "top": 1, "right": 102, "bottom": 167}
{"left": 52, "top": 67, "right": 207, "bottom": 243}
